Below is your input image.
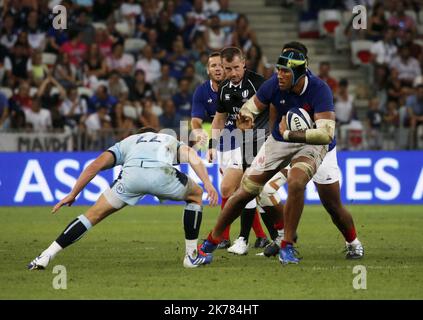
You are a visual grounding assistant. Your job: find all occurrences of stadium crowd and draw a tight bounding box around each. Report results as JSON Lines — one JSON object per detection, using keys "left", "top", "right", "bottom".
{"left": 0, "top": 0, "right": 422, "bottom": 150}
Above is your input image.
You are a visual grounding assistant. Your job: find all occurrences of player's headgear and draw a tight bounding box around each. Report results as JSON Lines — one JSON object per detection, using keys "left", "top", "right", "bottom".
{"left": 276, "top": 49, "right": 307, "bottom": 88}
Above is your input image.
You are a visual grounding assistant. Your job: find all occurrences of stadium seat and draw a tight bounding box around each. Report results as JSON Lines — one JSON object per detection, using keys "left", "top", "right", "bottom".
{"left": 0, "top": 87, "right": 13, "bottom": 99}
{"left": 350, "top": 40, "right": 374, "bottom": 65}
{"left": 334, "top": 25, "right": 349, "bottom": 51}
{"left": 42, "top": 53, "right": 57, "bottom": 67}
{"left": 115, "top": 22, "right": 131, "bottom": 36}
{"left": 318, "top": 10, "right": 342, "bottom": 36}
{"left": 77, "top": 87, "right": 94, "bottom": 98}
{"left": 405, "top": 10, "right": 417, "bottom": 23}
{"left": 30, "top": 87, "right": 38, "bottom": 97}
{"left": 92, "top": 22, "right": 107, "bottom": 30}
{"left": 124, "top": 38, "right": 146, "bottom": 54}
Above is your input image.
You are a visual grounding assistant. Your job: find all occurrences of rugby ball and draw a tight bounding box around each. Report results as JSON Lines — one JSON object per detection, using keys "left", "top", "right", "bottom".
{"left": 286, "top": 108, "right": 313, "bottom": 131}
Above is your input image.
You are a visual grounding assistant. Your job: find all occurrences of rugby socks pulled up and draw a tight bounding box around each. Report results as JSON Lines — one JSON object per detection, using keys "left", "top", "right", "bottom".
{"left": 55, "top": 214, "right": 93, "bottom": 249}
{"left": 252, "top": 211, "right": 267, "bottom": 238}
{"left": 239, "top": 208, "right": 257, "bottom": 242}
{"left": 183, "top": 203, "right": 203, "bottom": 256}
{"left": 344, "top": 227, "right": 358, "bottom": 244}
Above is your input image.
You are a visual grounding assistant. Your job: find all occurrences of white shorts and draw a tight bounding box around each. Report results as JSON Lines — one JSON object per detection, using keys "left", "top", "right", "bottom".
{"left": 312, "top": 146, "right": 340, "bottom": 184}
{"left": 217, "top": 148, "right": 243, "bottom": 173}
{"left": 103, "top": 166, "right": 194, "bottom": 208}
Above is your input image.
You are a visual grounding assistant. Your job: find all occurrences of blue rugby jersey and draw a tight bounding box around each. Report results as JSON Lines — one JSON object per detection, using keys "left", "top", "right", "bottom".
{"left": 256, "top": 71, "right": 337, "bottom": 151}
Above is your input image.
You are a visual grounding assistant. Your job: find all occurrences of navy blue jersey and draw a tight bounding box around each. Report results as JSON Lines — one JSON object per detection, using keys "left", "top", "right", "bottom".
{"left": 256, "top": 71, "right": 336, "bottom": 151}
{"left": 191, "top": 80, "right": 219, "bottom": 122}
{"left": 191, "top": 80, "right": 233, "bottom": 151}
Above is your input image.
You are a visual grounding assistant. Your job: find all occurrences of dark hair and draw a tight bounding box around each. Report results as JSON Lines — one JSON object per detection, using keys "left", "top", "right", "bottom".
{"left": 339, "top": 78, "right": 349, "bottom": 87}
{"left": 208, "top": 51, "right": 221, "bottom": 59}
{"left": 283, "top": 41, "right": 308, "bottom": 59}
{"left": 137, "top": 127, "right": 158, "bottom": 134}
{"left": 220, "top": 46, "right": 243, "bottom": 62}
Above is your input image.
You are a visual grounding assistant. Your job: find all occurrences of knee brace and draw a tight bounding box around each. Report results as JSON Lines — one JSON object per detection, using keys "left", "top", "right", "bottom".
{"left": 257, "top": 172, "right": 285, "bottom": 207}
{"left": 241, "top": 175, "right": 263, "bottom": 196}
{"left": 291, "top": 161, "right": 315, "bottom": 180}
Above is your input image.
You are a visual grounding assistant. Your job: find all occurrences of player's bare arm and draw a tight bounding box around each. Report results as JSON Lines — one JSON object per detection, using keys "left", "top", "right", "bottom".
{"left": 280, "top": 111, "right": 336, "bottom": 145}
{"left": 179, "top": 145, "right": 218, "bottom": 206}
{"left": 237, "top": 95, "right": 268, "bottom": 130}
{"left": 52, "top": 151, "right": 115, "bottom": 213}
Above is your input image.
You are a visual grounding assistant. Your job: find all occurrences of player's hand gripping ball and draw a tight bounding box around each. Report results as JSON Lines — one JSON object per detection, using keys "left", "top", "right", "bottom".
{"left": 285, "top": 107, "right": 314, "bottom": 131}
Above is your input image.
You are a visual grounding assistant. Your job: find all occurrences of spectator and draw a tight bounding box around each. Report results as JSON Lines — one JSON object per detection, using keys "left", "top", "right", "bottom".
{"left": 0, "top": 14, "right": 18, "bottom": 50}
{"left": 139, "top": 97, "right": 160, "bottom": 130}
{"left": 27, "top": 50, "right": 48, "bottom": 86}
{"left": 26, "top": 10, "right": 46, "bottom": 50}
{"left": 165, "top": 0, "right": 186, "bottom": 31}
{"left": 172, "top": 77, "right": 193, "bottom": 119}
{"left": 245, "top": 44, "right": 267, "bottom": 76}
{"left": 74, "top": 9, "right": 96, "bottom": 45}
{"left": 174, "top": 0, "right": 193, "bottom": 17}
{"left": 53, "top": 53, "right": 78, "bottom": 88}
{"left": 107, "top": 70, "right": 129, "bottom": 99}
{"left": 120, "top": 0, "right": 143, "bottom": 33}
{"left": 130, "top": 69, "right": 156, "bottom": 102}
{"left": 335, "top": 78, "right": 354, "bottom": 149}
{"left": 390, "top": 45, "right": 421, "bottom": 88}
{"left": 366, "top": 97, "right": 384, "bottom": 149}
{"left": 106, "top": 42, "right": 134, "bottom": 78}
{"left": 156, "top": 10, "right": 179, "bottom": 52}
{"left": 159, "top": 98, "right": 182, "bottom": 135}
{"left": 83, "top": 43, "right": 108, "bottom": 87}
{"left": 218, "top": 0, "right": 238, "bottom": 35}
{"left": 45, "top": 27, "right": 69, "bottom": 54}
{"left": 204, "top": 14, "right": 226, "bottom": 51}
{"left": 367, "top": 2, "right": 387, "bottom": 42}
{"left": 387, "top": 67, "right": 405, "bottom": 102}
{"left": 0, "top": 91, "right": 9, "bottom": 130}
{"left": 60, "top": 29, "right": 88, "bottom": 66}
{"left": 190, "top": 32, "right": 208, "bottom": 61}
{"left": 135, "top": 45, "right": 162, "bottom": 84}
{"left": 230, "top": 14, "right": 257, "bottom": 53}
{"left": 406, "top": 83, "right": 423, "bottom": 148}
{"left": 154, "top": 63, "right": 178, "bottom": 103}
{"left": 194, "top": 51, "right": 209, "bottom": 81}
{"left": 383, "top": 98, "right": 400, "bottom": 149}
{"left": 187, "top": 0, "right": 208, "bottom": 34}
{"left": 388, "top": 2, "right": 417, "bottom": 38}
{"left": 24, "top": 98, "right": 52, "bottom": 132}
{"left": 144, "top": 29, "right": 166, "bottom": 61}
{"left": 36, "top": 75, "right": 66, "bottom": 113}
{"left": 183, "top": 63, "right": 204, "bottom": 93}
{"left": 203, "top": 0, "right": 220, "bottom": 17}
{"left": 10, "top": 80, "right": 32, "bottom": 111}
{"left": 318, "top": 61, "right": 338, "bottom": 95}
{"left": 4, "top": 42, "right": 30, "bottom": 84}
{"left": 94, "top": 27, "right": 114, "bottom": 58}
{"left": 88, "top": 84, "right": 118, "bottom": 115}
{"left": 167, "top": 37, "right": 191, "bottom": 80}
{"left": 370, "top": 26, "right": 398, "bottom": 66}
{"left": 60, "top": 86, "right": 88, "bottom": 130}
{"left": 402, "top": 29, "right": 422, "bottom": 59}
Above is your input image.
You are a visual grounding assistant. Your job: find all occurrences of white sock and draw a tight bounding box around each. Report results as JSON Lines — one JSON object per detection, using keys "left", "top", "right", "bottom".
{"left": 348, "top": 238, "right": 360, "bottom": 246}
{"left": 185, "top": 239, "right": 198, "bottom": 257}
{"left": 42, "top": 241, "right": 63, "bottom": 259}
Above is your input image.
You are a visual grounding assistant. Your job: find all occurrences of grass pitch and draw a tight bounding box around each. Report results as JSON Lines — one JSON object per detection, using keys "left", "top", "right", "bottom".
{"left": 0, "top": 205, "right": 422, "bottom": 300}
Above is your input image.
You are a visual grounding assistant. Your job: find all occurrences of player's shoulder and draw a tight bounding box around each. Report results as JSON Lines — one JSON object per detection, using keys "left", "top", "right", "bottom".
{"left": 193, "top": 80, "right": 209, "bottom": 96}
{"left": 218, "top": 78, "right": 231, "bottom": 91}
{"left": 307, "top": 71, "right": 332, "bottom": 94}
{"left": 245, "top": 69, "right": 265, "bottom": 83}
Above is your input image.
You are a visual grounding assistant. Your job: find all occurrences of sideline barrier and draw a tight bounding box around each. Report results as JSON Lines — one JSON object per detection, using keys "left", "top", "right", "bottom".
{"left": 0, "top": 151, "right": 422, "bottom": 206}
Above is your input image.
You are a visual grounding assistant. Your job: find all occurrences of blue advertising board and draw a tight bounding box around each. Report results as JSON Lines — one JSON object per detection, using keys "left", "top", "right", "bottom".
{"left": 0, "top": 151, "right": 422, "bottom": 206}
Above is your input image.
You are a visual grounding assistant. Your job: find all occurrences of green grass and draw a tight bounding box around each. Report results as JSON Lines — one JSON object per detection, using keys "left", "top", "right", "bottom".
{"left": 0, "top": 205, "right": 422, "bottom": 299}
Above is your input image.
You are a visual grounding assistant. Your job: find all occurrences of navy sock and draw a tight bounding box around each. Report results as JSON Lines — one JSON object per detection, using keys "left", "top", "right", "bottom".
{"left": 239, "top": 208, "right": 256, "bottom": 242}
{"left": 56, "top": 215, "right": 92, "bottom": 248}
{"left": 183, "top": 203, "right": 203, "bottom": 240}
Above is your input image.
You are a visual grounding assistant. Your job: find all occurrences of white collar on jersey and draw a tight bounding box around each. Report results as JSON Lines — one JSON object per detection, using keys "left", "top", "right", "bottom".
{"left": 209, "top": 80, "right": 218, "bottom": 93}
{"left": 299, "top": 76, "right": 309, "bottom": 96}
{"left": 229, "top": 79, "right": 243, "bottom": 89}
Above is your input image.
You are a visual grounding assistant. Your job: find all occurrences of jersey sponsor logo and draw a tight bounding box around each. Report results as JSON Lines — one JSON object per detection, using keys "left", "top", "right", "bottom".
{"left": 242, "top": 90, "right": 249, "bottom": 99}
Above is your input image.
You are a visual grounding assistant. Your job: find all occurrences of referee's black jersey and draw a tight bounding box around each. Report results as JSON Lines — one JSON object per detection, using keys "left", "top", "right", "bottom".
{"left": 216, "top": 69, "right": 269, "bottom": 167}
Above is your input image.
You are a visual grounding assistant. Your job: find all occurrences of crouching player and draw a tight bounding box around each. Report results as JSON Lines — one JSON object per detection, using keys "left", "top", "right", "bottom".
{"left": 28, "top": 127, "right": 218, "bottom": 270}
